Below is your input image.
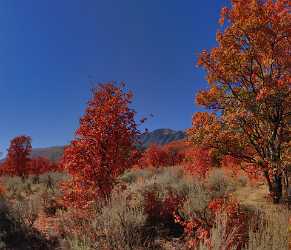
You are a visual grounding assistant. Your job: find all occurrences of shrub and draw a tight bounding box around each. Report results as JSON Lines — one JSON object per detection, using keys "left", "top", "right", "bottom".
{"left": 138, "top": 143, "right": 185, "bottom": 169}
{"left": 0, "top": 197, "right": 58, "bottom": 249}
{"left": 143, "top": 190, "right": 185, "bottom": 237}
{"left": 207, "top": 169, "right": 236, "bottom": 198}
{"left": 59, "top": 188, "right": 149, "bottom": 250}
{"left": 195, "top": 206, "right": 289, "bottom": 250}
{"left": 9, "top": 196, "right": 42, "bottom": 228}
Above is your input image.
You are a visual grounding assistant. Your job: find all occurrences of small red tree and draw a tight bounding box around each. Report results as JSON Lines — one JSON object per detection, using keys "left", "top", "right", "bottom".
{"left": 163, "top": 141, "right": 186, "bottom": 166}
{"left": 138, "top": 142, "right": 186, "bottom": 168}
{"left": 3, "top": 135, "right": 32, "bottom": 179}
{"left": 138, "top": 144, "right": 169, "bottom": 168}
{"left": 28, "top": 157, "right": 52, "bottom": 175}
{"left": 61, "top": 82, "right": 140, "bottom": 208}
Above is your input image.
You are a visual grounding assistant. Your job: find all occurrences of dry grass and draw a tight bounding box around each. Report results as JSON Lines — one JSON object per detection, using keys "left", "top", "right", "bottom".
{"left": 248, "top": 207, "right": 289, "bottom": 250}
{"left": 0, "top": 167, "right": 289, "bottom": 250}
{"left": 196, "top": 207, "right": 289, "bottom": 250}
{"left": 59, "top": 187, "right": 150, "bottom": 250}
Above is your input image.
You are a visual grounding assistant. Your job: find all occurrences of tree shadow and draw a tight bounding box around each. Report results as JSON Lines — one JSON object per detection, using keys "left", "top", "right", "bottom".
{"left": 0, "top": 200, "right": 58, "bottom": 250}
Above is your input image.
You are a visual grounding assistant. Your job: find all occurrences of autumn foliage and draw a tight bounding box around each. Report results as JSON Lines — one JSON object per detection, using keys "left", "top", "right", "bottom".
{"left": 0, "top": 1, "right": 289, "bottom": 249}
{"left": 138, "top": 142, "right": 185, "bottom": 168}
{"left": 0, "top": 135, "right": 56, "bottom": 180}
{"left": 188, "top": 0, "right": 290, "bottom": 202}
{"left": 144, "top": 190, "right": 185, "bottom": 228}
{"left": 1, "top": 135, "right": 32, "bottom": 179}
{"left": 175, "top": 198, "right": 249, "bottom": 249}
{"left": 184, "top": 147, "right": 214, "bottom": 178}
{"left": 28, "top": 157, "right": 58, "bottom": 176}
{"left": 138, "top": 144, "right": 169, "bottom": 168}
{"left": 60, "top": 82, "right": 141, "bottom": 208}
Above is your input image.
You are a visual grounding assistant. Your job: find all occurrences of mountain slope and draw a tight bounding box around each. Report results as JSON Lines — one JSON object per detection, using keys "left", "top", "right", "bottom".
{"left": 138, "top": 129, "right": 186, "bottom": 148}
{"left": 30, "top": 129, "right": 186, "bottom": 162}
{"left": 30, "top": 146, "right": 65, "bottom": 163}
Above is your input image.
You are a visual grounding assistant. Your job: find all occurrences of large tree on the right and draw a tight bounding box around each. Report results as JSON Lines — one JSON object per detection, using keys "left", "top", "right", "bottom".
{"left": 188, "top": 0, "right": 290, "bottom": 203}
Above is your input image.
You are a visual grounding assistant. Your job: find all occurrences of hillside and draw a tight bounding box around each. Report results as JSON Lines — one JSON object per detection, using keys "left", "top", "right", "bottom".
{"left": 30, "top": 129, "right": 186, "bottom": 162}
{"left": 30, "top": 146, "right": 65, "bottom": 163}
{"left": 138, "top": 128, "right": 186, "bottom": 148}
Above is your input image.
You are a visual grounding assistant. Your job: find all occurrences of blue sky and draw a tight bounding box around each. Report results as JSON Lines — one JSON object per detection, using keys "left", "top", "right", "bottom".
{"left": 0, "top": 0, "right": 228, "bottom": 153}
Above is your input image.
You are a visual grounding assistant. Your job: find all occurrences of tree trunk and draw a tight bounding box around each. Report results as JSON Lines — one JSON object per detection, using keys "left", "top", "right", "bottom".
{"left": 272, "top": 174, "right": 282, "bottom": 204}
{"left": 283, "top": 168, "right": 289, "bottom": 199}
{"left": 263, "top": 170, "right": 273, "bottom": 193}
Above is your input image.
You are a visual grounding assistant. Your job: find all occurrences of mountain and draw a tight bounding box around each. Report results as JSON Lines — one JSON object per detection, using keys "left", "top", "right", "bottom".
{"left": 29, "top": 129, "right": 186, "bottom": 162}
{"left": 138, "top": 128, "right": 186, "bottom": 148}
{"left": 30, "top": 146, "right": 65, "bottom": 163}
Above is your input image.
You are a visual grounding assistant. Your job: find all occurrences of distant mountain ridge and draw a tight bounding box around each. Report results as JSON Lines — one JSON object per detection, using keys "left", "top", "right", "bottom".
{"left": 138, "top": 128, "right": 186, "bottom": 148}
{"left": 29, "top": 129, "right": 186, "bottom": 162}
{"left": 30, "top": 146, "right": 65, "bottom": 163}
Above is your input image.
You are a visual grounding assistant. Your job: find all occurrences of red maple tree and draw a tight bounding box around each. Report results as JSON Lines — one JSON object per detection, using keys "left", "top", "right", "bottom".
{"left": 2, "top": 135, "right": 32, "bottom": 180}
{"left": 61, "top": 82, "right": 141, "bottom": 208}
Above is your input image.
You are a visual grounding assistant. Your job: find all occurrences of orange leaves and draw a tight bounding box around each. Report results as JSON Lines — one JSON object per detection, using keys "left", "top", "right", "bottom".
{"left": 196, "top": 86, "right": 221, "bottom": 109}
{"left": 60, "top": 82, "right": 140, "bottom": 208}
{"left": 193, "top": 0, "right": 290, "bottom": 199}
{"left": 190, "top": 112, "right": 217, "bottom": 129}
{"left": 219, "top": 7, "right": 229, "bottom": 25}
{"left": 187, "top": 112, "right": 223, "bottom": 151}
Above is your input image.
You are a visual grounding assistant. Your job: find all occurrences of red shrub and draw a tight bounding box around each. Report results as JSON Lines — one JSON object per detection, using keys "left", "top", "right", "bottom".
{"left": 175, "top": 198, "right": 249, "bottom": 249}
{"left": 28, "top": 157, "right": 57, "bottom": 176}
{"left": 138, "top": 143, "right": 185, "bottom": 168}
{"left": 184, "top": 147, "right": 214, "bottom": 178}
{"left": 144, "top": 190, "right": 185, "bottom": 226}
{"left": 138, "top": 144, "right": 169, "bottom": 168}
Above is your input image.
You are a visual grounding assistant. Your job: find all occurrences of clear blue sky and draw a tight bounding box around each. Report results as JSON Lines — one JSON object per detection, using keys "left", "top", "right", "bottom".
{"left": 0, "top": 0, "right": 228, "bottom": 153}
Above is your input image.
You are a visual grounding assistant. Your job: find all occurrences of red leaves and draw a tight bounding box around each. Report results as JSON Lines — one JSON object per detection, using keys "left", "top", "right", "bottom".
{"left": 0, "top": 184, "right": 5, "bottom": 196}
{"left": 144, "top": 190, "right": 185, "bottom": 225}
{"left": 60, "top": 82, "right": 140, "bottom": 208}
{"left": 2, "top": 135, "right": 32, "bottom": 178}
{"left": 0, "top": 135, "right": 57, "bottom": 179}
{"left": 138, "top": 142, "right": 185, "bottom": 168}
{"left": 176, "top": 197, "right": 248, "bottom": 250}
{"left": 219, "top": 6, "right": 229, "bottom": 25}
{"left": 184, "top": 147, "right": 213, "bottom": 178}
{"left": 28, "top": 157, "right": 57, "bottom": 176}
{"left": 138, "top": 144, "right": 169, "bottom": 168}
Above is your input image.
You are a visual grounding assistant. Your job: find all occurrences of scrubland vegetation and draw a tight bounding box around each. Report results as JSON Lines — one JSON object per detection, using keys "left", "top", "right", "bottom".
{"left": 0, "top": 0, "right": 290, "bottom": 249}
{"left": 0, "top": 167, "right": 289, "bottom": 249}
